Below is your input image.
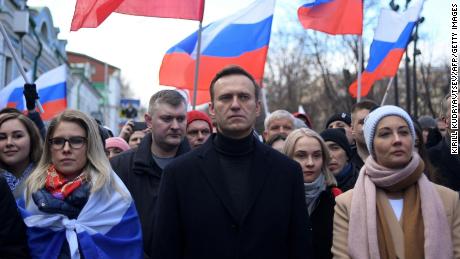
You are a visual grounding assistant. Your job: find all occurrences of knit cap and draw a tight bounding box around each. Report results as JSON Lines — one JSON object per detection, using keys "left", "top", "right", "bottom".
{"left": 363, "top": 105, "right": 415, "bottom": 158}
{"left": 325, "top": 112, "right": 351, "bottom": 129}
{"left": 187, "top": 110, "right": 212, "bottom": 131}
{"left": 105, "top": 137, "right": 130, "bottom": 152}
{"left": 418, "top": 115, "right": 436, "bottom": 129}
{"left": 320, "top": 128, "right": 352, "bottom": 159}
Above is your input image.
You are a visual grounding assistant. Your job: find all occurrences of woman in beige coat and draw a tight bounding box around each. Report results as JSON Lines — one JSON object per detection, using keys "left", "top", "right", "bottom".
{"left": 332, "top": 105, "right": 460, "bottom": 259}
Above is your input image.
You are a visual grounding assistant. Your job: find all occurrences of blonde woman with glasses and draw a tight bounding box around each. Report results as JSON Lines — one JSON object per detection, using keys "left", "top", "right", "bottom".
{"left": 18, "top": 110, "right": 143, "bottom": 259}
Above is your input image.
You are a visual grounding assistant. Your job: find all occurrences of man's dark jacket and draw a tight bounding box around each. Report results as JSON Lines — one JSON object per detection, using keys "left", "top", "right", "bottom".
{"left": 428, "top": 137, "right": 460, "bottom": 191}
{"left": 152, "top": 135, "right": 313, "bottom": 259}
{"left": 110, "top": 133, "right": 190, "bottom": 258}
{"left": 0, "top": 177, "right": 30, "bottom": 258}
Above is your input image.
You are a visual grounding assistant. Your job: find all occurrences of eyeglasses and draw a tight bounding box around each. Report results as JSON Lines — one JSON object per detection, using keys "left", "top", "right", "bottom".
{"left": 49, "top": 136, "right": 87, "bottom": 150}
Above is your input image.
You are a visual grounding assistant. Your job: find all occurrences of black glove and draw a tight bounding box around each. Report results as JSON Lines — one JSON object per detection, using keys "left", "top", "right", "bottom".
{"left": 23, "top": 83, "right": 39, "bottom": 111}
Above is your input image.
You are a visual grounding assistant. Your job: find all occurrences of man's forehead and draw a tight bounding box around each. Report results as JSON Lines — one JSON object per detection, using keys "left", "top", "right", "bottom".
{"left": 270, "top": 118, "right": 293, "bottom": 126}
{"left": 214, "top": 75, "right": 255, "bottom": 93}
{"left": 330, "top": 120, "right": 350, "bottom": 127}
{"left": 154, "top": 102, "right": 186, "bottom": 115}
{"left": 188, "top": 120, "right": 210, "bottom": 128}
{"left": 352, "top": 109, "right": 370, "bottom": 118}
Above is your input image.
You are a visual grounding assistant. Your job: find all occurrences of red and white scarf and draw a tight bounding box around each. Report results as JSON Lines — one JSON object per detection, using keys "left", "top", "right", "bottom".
{"left": 45, "top": 164, "right": 86, "bottom": 200}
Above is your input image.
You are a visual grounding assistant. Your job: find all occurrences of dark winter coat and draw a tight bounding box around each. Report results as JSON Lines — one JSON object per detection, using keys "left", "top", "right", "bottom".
{"left": 310, "top": 188, "right": 338, "bottom": 259}
{"left": 349, "top": 145, "right": 364, "bottom": 171}
{"left": 335, "top": 163, "right": 360, "bottom": 192}
{"left": 152, "top": 134, "right": 313, "bottom": 259}
{"left": 110, "top": 133, "right": 190, "bottom": 259}
{"left": 428, "top": 137, "right": 460, "bottom": 191}
{"left": 0, "top": 177, "right": 30, "bottom": 258}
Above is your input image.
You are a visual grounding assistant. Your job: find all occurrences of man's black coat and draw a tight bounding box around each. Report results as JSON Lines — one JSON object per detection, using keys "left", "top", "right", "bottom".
{"left": 428, "top": 137, "right": 460, "bottom": 191}
{"left": 0, "top": 177, "right": 30, "bottom": 258}
{"left": 110, "top": 133, "right": 190, "bottom": 258}
{"left": 152, "top": 136, "right": 313, "bottom": 259}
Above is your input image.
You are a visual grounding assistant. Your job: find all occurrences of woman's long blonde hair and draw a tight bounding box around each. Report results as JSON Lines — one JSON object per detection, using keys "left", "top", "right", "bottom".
{"left": 283, "top": 128, "right": 337, "bottom": 186}
{"left": 26, "top": 110, "right": 116, "bottom": 203}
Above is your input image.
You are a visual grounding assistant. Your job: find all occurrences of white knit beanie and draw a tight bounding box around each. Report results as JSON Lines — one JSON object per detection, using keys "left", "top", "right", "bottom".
{"left": 363, "top": 105, "right": 415, "bottom": 158}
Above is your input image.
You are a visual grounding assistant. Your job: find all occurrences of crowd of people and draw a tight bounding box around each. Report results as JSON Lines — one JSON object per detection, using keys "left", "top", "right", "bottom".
{"left": 0, "top": 66, "right": 458, "bottom": 259}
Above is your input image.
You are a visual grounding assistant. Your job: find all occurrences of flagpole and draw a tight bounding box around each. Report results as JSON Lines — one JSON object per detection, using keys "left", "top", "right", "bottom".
{"left": 261, "top": 87, "right": 270, "bottom": 117}
{"left": 192, "top": 21, "right": 203, "bottom": 110}
{"left": 0, "top": 22, "right": 44, "bottom": 113}
{"left": 357, "top": 35, "right": 363, "bottom": 102}
{"left": 380, "top": 77, "right": 395, "bottom": 106}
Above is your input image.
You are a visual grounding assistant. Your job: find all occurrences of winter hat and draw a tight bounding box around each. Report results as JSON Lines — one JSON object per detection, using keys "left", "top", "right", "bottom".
{"left": 105, "top": 137, "right": 130, "bottom": 152}
{"left": 325, "top": 112, "right": 352, "bottom": 129}
{"left": 363, "top": 105, "right": 415, "bottom": 158}
{"left": 293, "top": 112, "right": 313, "bottom": 128}
{"left": 187, "top": 110, "right": 212, "bottom": 131}
{"left": 320, "top": 128, "right": 352, "bottom": 159}
{"left": 418, "top": 115, "right": 436, "bottom": 130}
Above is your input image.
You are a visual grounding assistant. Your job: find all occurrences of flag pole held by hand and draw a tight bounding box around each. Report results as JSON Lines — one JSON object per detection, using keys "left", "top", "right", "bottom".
{"left": 0, "top": 21, "right": 44, "bottom": 113}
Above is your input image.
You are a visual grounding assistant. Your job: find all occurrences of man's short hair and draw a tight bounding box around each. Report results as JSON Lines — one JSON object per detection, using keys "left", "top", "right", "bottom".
{"left": 264, "top": 110, "right": 295, "bottom": 130}
{"left": 441, "top": 93, "right": 451, "bottom": 117}
{"left": 351, "top": 99, "right": 379, "bottom": 115}
{"left": 209, "top": 66, "right": 260, "bottom": 102}
{"left": 148, "top": 90, "right": 186, "bottom": 115}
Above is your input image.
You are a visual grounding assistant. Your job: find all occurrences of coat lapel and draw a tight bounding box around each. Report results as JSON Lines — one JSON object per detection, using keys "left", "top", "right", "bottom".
{"left": 198, "top": 141, "right": 240, "bottom": 222}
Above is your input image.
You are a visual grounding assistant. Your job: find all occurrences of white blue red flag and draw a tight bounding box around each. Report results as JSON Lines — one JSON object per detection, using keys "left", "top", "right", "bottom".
{"left": 18, "top": 172, "right": 143, "bottom": 259}
{"left": 349, "top": 1, "right": 424, "bottom": 97}
{"left": 0, "top": 65, "right": 67, "bottom": 120}
{"left": 159, "top": 0, "right": 275, "bottom": 105}
{"left": 297, "top": 0, "right": 362, "bottom": 35}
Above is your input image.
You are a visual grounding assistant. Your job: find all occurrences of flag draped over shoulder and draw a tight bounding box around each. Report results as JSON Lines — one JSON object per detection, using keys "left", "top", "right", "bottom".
{"left": 159, "top": 0, "right": 275, "bottom": 105}
{"left": 71, "top": 0, "right": 205, "bottom": 31}
{"left": 18, "top": 172, "right": 143, "bottom": 259}
{"left": 0, "top": 65, "right": 67, "bottom": 120}
{"left": 349, "top": 0, "right": 424, "bottom": 98}
{"left": 297, "top": 0, "right": 363, "bottom": 35}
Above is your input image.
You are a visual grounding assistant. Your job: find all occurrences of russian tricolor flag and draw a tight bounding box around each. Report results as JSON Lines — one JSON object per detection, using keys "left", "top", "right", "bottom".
{"left": 159, "top": 0, "right": 275, "bottom": 105}
{"left": 297, "top": 0, "right": 362, "bottom": 35}
{"left": 349, "top": 1, "right": 424, "bottom": 97}
{"left": 0, "top": 65, "right": 67, "bottom": 120}
{"left": 18, "top": 172, "right": 143, "bottom": 259}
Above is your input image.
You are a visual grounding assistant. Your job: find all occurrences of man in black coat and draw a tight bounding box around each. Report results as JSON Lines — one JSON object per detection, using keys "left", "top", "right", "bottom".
{"left": 0, "top": 177, "right": 29, "bottom": 258}
{"left": 110, "top": 90, "right": 190, "bottom": 258}
{"left": 428, "top": 94, "right": 460, "bottom": 191}
{"left": 153, "top": 66, "right": 313, "bottom": 259}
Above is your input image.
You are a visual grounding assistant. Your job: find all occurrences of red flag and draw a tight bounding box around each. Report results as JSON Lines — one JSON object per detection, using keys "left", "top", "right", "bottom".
{"left": 297, "top": 0, "right": 362, "bottom": 35}
{"left": 71, "top": 0, "right": 205, "bottom": 31}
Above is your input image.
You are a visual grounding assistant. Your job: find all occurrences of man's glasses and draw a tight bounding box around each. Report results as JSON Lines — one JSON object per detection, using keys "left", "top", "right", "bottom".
{"left": 49, "top": 136, "right": 87, "bottom": 150}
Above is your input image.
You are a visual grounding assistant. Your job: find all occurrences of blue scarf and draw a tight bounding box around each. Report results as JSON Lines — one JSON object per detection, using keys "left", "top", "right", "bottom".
{"left": 0, "top": 163, "right": 34, "bottom": 191}
{"left": 334, "top": 163, "right": 352, "bottom": 183}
